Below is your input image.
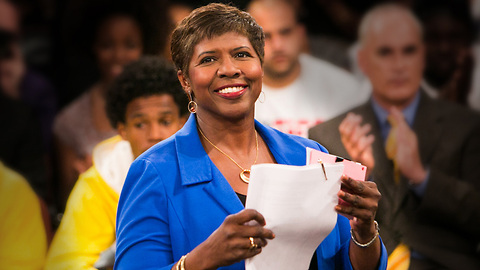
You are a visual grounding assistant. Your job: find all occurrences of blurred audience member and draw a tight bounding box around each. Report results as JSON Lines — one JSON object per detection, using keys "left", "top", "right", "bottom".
{"left": 168, "top": 1, "right": 194, "bottom": 28}
{"left": 247, "top": 0, "right": 368, "bottom": 138}
{"left": 468, "top": 0, "right": 480, "bottom": 111}
{"left": 310, "top": 4, "right": 480, "bottom": 269}
{"left": 415, "top": 0, "right": 475, "bottom": 106}
{"left": 45, "top": 56, "right": 188, "bottom": 270}
{"left": 163, "top": 1, "right": 193, "bottom": 61}
{"left": 56, "top": 0, "right": 169, "bottom": 107}
{"left": 53, "top": 0, "right": 166, "bottom": 211}
{"left": 0, "top": 29, "right": 48, "bottom": 200}
{"left": 0, "top": 0, "right": 57, "bottom": 154}
{"left": 0, "top": 0, "right": 19, "bottom": 33}
{"left": 301, "top": 0, "right": 372, "bottom": 70}
{"left": 0, "top": 161, "right": 47, "bottom": 269}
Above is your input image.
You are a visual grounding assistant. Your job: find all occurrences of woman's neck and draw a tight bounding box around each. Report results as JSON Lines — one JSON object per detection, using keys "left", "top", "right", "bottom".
{"left": 196, "top": 113, "right": 257, "bottom": 156}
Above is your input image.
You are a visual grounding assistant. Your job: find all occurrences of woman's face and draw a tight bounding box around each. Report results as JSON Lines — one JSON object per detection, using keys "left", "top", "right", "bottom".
{"left": 178, "top": 32, "right": 263, "bottom": 121}
{"left": 94, "top": 15, "right": 143, "bottom": 83}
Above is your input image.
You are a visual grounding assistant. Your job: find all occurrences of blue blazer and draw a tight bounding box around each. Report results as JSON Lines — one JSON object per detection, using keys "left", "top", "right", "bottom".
{"left": 115, "top": 115, "right": 387, "bottom": 270}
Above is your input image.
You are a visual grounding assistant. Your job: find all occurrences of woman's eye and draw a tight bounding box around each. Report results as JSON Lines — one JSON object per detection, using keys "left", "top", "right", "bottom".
{"left": 236, "top": 52, "right": 251, "bottom": 58}
{"left": 200, "top": 57, "right": 215, "bottom": 64}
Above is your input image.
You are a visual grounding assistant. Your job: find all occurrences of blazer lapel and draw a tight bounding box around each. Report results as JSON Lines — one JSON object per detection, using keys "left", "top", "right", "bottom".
{"left": 176, "top": 115, "right": 244, "bottom": 215}
{"left": 254, "top": 120, "right": 308, "bottom": 166}
{"left": 204, "top": 171, "right": 244, "bottom": 215}
{"left": 175, "top": 116, "right": 318, "bottom": 216}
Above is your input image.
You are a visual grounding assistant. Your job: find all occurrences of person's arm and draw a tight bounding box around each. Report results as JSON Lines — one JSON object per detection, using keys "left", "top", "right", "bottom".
{"left": 54, "top": 137, "right": 92, "bottom": 210}
{"left": 45, "top": 168, "right": 117, "bottom": 270}
{"left": 389, "top": 108, "right": 480, "bottom": 238}
{"left": 413, "top": 135, "right": 480, "bottom": 238}
{"left": 115, "top": 159, "right": 274, "bottom": 270}
{"left": 115, "top": 159, "right": 177, "bottom": 270}
{"left": 335, "top": 176, "right": 383, "bottom": 270}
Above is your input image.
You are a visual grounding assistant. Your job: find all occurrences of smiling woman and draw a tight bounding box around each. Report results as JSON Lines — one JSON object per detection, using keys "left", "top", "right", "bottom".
{"left": 114, "top": 3, "right": 388, "bottom": 270}
{"left": 179, "top": 32, "right": 263, "bottom": 123}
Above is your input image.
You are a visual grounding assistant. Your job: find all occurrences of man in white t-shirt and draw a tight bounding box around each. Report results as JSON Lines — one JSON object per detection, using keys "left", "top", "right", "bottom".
{"left": 247, "top": 0, "right": 369, "bottom": 137}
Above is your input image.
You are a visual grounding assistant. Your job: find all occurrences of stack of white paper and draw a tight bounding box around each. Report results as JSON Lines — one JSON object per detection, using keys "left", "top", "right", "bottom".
{"left": 245, "top": 163, "right": 344, "bottom": 270}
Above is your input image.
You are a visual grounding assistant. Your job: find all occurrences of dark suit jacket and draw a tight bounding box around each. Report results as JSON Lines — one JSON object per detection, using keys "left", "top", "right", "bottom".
{"left": 309, "top": 92, "right": 480, "bottom": 269}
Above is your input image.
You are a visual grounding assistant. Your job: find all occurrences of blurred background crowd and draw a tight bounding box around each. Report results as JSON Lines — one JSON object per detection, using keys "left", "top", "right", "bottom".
{"left": 1, "top": 0, "right": 480, "bottom": 268}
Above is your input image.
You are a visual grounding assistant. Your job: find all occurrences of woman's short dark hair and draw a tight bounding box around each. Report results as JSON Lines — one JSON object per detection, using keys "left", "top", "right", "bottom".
{"left": 106, "top": 56, "right": 189, "bottom": 128}
{"left": 170, "top": 3, "right": 264, "bottom": 77}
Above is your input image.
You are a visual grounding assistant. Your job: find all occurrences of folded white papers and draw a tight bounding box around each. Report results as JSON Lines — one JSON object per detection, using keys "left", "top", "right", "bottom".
{"left": 245, "top": 163, "right": 344, "bottom": 270}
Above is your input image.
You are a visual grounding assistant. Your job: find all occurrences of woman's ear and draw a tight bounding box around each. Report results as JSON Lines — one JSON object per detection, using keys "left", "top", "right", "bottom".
{"left": 177, "top": 70, "right": 190, "bottom": 94}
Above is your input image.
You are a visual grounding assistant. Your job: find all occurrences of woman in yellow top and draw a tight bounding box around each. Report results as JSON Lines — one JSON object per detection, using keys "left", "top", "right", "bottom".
{"left": 45, "top": 56, "right": 189, "bottom": 270}
{"left": 0, "top": 161, "right": 47, "bottom": 270}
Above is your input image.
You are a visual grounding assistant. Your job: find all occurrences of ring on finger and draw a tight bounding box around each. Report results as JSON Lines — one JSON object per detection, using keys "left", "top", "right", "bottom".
{"left": 249, "top": 237, "right": 259, "bottom": 250}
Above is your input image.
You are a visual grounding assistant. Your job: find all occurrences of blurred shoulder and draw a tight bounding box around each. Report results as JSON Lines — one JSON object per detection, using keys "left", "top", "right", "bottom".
{"left": 424, "top": 95, "right": 480, "bottom": 130}
{"left": 0, "top": 162, "right": 37, "bottom": 204}
{"left": 53, "top": 90, "right": 91, "bottom": 138}
{"left": 300, "top": 54, "right": 356, "bottom": 83}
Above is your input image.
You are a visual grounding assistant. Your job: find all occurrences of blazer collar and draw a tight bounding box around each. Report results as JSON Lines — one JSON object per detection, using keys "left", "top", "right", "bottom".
{"left": 175, "top": 114, "right": 309, "bottom": 187}
{"left": 174, "top": 114, "right": 310, "bottom": 215}
{"left": 175, "top": 114, "right": 213, "bottom": 186}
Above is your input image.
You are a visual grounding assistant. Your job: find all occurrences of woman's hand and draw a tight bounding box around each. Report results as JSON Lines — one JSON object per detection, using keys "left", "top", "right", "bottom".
{"left": 335, "top": 176, "right": 381, "bottom": 240}
{"left": 335, "top": 176, "right": 382, "bottom": 270}
{"left": 184, "top": 209, "right": 275, "bottom": 270}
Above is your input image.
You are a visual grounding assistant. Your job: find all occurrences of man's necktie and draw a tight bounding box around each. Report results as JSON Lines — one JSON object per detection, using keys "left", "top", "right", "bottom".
{"left": 387, "top": 243, "right": 410, "bottom": 270}
{"left": 385, "top": 116, "right": 411, "bottom": 269}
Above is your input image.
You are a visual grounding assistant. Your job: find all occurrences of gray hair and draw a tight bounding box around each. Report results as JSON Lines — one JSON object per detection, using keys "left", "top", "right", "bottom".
{"left": 358, "top": 3, "right": 423, "bottom": 46}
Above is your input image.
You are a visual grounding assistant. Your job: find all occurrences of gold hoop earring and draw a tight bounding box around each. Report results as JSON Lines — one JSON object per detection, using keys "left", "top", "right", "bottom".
{"left": 258, "top": 91, "right": 266, "bottom": 103}
{"left": 188, "top": 100, "right": 197, "bottom": 113}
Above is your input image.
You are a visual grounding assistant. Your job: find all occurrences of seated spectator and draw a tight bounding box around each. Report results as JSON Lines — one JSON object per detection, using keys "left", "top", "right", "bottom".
{"left": 45, "top": 56, "right": 189, "bottom": 270}
{"left": 0, "top": 29, "right": 48, "bottom": 200}
{"left": 53, "top": 0, "right": 166, "bottom": 211}
{"left": 163, "top": 1, "right": 193, "bottom": 61}
{"left": 0, "top": 160, "right": 47, "bottom": 270}
{"left": 0, "top": 0, "right": 57, "bottom": 153}
{"left": 415, "top": 0, "right": 476, "bottom": 106}
{"left": 247, "top": 0, "right": 369, "bottom": 138}
{"left": 309, "top": 4, "right": 480, "bottom": 269}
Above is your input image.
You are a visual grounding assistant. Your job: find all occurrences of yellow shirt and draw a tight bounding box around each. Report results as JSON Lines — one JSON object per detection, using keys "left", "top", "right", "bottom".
{"left": 0, "top": 162, "right": 47, "bottom": 269}
{"left": 45, "top": 136, "right": 133, "bottom": 270}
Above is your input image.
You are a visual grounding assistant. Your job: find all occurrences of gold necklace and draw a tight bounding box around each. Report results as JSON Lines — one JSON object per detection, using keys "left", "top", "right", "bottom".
{"left": 198, "top": 127, "right": 258, "bottom": 184}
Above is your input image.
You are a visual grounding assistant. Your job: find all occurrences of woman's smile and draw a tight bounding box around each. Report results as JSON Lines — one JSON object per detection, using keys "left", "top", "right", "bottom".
{"left": 179, "top": 32, "right": 263, "bottom": 119}
{"left": 214, "top": 84, "right": 248, "bottom": 99}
